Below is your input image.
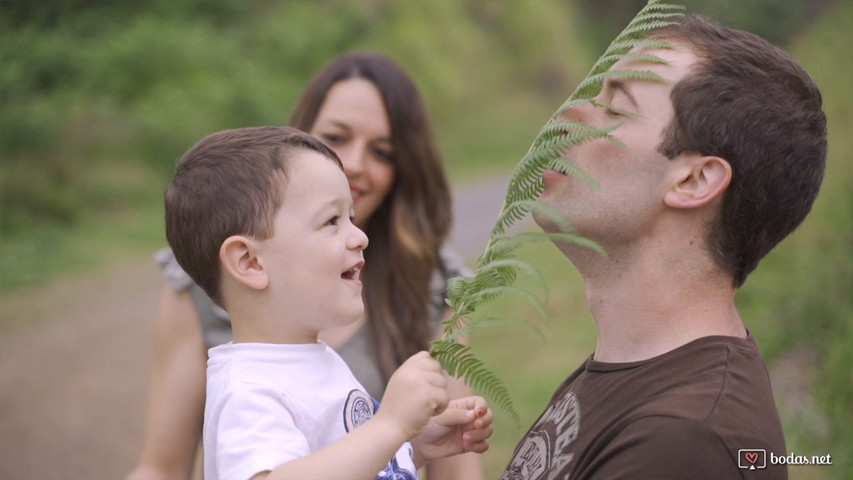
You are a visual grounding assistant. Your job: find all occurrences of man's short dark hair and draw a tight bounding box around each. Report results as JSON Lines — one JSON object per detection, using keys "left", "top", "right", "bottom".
{"left": 654, "top": 14, "right": 827, "bottom": 287}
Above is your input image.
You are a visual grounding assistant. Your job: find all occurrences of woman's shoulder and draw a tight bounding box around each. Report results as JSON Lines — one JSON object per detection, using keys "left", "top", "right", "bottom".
{"left": 154, "top": 247, "right": 195, "bottom": 292}
{"left": 438, "top": 246, "right": 472, "bottom": 279}
{"left": 428, "top": 246, "right": 472, "bottom": 324}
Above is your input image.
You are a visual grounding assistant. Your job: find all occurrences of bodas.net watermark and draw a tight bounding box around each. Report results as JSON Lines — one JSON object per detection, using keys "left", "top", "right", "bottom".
{"left": 738, "top": 449, "right": 833, "bottom": 470}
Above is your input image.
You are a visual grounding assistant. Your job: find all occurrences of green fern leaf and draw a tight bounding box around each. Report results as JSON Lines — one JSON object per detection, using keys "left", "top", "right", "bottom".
{"left": 433, "top": 0, "right": 684, "bottom": 424}
{"left": 430, "top": 340, "right": 520, "bottom": 424}
{"left": 444, "top": 316, "right": 547, "bottom": 345}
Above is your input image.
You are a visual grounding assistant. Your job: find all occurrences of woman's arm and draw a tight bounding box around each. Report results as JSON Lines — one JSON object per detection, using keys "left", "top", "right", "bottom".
{"left": 126, "top": 286, "right": 208, "bottom": 480}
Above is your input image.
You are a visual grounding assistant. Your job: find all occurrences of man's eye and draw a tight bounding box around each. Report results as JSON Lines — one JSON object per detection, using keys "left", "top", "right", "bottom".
{"left": 604, "top": 106, "right": 622, "bottom": 117}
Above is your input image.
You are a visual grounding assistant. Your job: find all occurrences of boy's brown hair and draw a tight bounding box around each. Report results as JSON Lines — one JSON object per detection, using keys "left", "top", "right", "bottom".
{"left": 165, "top": 126, "right": 342, "bottom": 306}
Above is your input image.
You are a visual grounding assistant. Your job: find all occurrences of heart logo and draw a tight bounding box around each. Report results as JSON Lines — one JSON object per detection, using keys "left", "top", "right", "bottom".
{"left": 745, "top": 452, "right": 759, "bottom": 464}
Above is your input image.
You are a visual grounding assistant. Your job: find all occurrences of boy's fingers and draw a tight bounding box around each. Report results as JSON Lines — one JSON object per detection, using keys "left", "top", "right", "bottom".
{"left": 463, "top": 428, "right": 493, "bottom": 453}
{"left": 465, "top": 440, "right": 490, "bottom": 454}
{"left": 451, "top": 395, "right": 488, "bottom": 412}
{"left": 465, "top": 423, "right": 494, "bottom": 442}
{"left": 426, "top": 371, "right": 448, "bottom": 389}
{"left": 432, "top": 404, "right": 477, "bottom": 426}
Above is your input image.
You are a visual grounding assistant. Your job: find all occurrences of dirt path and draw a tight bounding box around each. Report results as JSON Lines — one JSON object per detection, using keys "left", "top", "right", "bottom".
{"left": 0, "top": 257, "right": 161, "bottom": 479}
{"left": 0, "top": 174, "right": 521, "bottom": 480}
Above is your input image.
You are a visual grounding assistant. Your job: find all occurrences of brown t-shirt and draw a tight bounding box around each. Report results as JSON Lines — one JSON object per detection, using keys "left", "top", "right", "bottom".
{"left": 501, "top": 333, "right": 787, "bottom": 479}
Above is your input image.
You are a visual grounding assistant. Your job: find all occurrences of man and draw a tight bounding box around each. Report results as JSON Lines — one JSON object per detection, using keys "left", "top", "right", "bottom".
{"left": 501, "top": 13, "right": 826, "bottom": 480}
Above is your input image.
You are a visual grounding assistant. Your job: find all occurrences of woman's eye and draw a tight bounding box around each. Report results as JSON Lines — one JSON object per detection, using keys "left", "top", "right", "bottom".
{"left": 372, "top": 148, "right": 394, "bottom": 163}
{"left": 321, "top": 134, "right": 346, "bottom": 146}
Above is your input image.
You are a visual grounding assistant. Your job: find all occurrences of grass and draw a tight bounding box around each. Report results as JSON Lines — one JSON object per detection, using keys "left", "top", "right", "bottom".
{"left": 0, "top": 186, "right": 165, "bottom": 291}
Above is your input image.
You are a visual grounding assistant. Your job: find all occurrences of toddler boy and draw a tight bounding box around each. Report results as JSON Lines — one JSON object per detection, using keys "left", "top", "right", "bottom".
{"left": 164, "top": 126, "right": 492, "bottom": 480}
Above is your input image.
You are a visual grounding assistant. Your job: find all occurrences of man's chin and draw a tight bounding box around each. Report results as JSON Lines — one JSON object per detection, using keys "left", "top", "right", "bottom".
{"left": 532, "top": 209, "right": 564, "bottom": 234}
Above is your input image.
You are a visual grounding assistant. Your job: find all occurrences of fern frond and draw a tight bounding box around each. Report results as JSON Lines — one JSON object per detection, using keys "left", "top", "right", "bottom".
{"left": 571, "top": 69, "right": 666, "bottom": 102}
{"left": 604, "top": 37, "right": 677, "bottom": 57}
{"left": 443, "top": 316, "right": 546, "bottom": 345}
{"left": 489, "top": 231, "right": 605, "bottom": 257}
{"left": 467, "top": 286, "right": 548, "bottom": 323}
{"left": 430, "top": 340, "right": 520, "bottom": 424}
{"left": 433, "top": 0, "right": 684, "bottom": 423}
{"left": 475, "top": 257, "right": 549, "bottom": 293}
{"left": 597, "top": 52, "right": 672, "bottom": 67}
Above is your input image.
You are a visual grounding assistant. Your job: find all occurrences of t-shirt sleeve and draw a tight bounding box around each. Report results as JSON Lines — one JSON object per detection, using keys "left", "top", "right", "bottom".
{"left": 213, "top": 384, "right": 310, "bottom": 480}
{"left": 154, "top": 247, "right": 195, "bottom": 292}
{"left": 584, "top": 416, "right": 742, "bottom": 480}
{"left": 440, "top": 246, "right": 473, "bottom": 279}
{"left": 428, "top": 247, "right": 473, "bottom": 331}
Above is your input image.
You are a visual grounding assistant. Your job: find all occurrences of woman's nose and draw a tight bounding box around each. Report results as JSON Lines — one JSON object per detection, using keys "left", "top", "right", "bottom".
{"left": 339, "top": 144, "right": 367, "bottom": 176}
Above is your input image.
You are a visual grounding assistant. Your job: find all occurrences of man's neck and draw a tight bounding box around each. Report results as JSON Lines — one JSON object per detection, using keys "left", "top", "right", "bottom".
{"left": 575, "top": 247, "right": 746, "bottom": 363}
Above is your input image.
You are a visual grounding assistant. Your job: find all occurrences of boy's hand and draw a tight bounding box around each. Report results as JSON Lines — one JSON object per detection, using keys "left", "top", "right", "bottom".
{"left": 410, "top": 396, "right": 494, "bottom": 466}
{"left": 375, "top": 351, "right": 449, "bottom": 440}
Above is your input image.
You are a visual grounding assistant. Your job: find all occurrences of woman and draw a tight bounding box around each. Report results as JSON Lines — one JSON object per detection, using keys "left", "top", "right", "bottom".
{"left": 126, "top": 52, "right": 482, "bottom": 480}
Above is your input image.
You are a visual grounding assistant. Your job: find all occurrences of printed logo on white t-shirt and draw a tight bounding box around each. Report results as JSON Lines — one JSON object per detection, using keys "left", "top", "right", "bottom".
{"left": 343, "top": 389, "right": 417, "bottom": 480}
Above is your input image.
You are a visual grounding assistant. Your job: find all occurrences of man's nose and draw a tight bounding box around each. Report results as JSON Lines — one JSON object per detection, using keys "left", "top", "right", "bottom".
{"left": 557, "top": 100, "right": 593, "bottom": 125}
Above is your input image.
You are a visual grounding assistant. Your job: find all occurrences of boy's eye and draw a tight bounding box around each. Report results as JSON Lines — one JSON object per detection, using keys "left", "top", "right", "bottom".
{"left": 325, "top": 216, "right": 340, "bottom": 226}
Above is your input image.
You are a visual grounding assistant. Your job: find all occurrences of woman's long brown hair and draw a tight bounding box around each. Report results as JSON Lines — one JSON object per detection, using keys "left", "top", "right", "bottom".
{"left": 289, "top": 51, "right": 452, "bottom": 382}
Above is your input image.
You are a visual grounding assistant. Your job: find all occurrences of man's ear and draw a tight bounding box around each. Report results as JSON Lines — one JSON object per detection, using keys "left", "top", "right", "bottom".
{"left": 664, "top": 155, "right": 732, "bottom": 209}
{"left": 220, "top": 235, "right": 269, "bottom": 291}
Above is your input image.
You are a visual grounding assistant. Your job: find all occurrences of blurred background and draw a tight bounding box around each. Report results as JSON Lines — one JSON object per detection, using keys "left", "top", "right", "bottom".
{"left": 1, "top": 0, "right": 850, "bottom": 478}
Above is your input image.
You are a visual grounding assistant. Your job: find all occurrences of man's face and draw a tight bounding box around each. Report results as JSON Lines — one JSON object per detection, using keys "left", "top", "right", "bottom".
{"left": 537, "top": 45, "right": 697, "bottom": 251}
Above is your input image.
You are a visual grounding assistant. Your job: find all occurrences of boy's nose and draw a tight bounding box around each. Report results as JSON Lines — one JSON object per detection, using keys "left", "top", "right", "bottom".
{"left": 349, "top": 224, "right": 369, "bottom": 250}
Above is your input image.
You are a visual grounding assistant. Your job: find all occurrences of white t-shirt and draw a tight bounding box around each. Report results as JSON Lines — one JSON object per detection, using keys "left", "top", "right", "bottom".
{"left": 203, "top": 341, "right": 418, "bottom": 480}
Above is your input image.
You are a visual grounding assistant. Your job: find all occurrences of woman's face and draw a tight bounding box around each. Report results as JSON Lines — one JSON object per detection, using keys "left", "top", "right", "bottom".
{"left": 310, "top": 78, "right": 396, "bottom": 230}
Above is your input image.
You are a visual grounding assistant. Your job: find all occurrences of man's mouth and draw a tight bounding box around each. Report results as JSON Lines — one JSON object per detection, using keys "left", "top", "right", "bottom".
{"left": 545, "top": 158, "right": 571, "bottom": 176}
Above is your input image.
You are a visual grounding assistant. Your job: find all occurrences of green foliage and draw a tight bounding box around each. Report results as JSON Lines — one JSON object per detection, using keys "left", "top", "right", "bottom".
{"left": 0, "top": 0, "right": 584, "bottom": 288}
{"left": 431, "top": 340, "right": 519, "bottom": 424}
{"left": 737, "top": 1, "right": 853, "bottom": 477}
{"left": 431, "top": 0, "right": 683, "bottom": 422}
{"left": 575, "top": 0, "right": 833, "bottom": 51}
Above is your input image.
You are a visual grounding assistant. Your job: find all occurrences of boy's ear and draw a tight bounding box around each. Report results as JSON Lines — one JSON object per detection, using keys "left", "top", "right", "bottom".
{"left": 664, "top": 154, "right": 732, "bottom": 209}
{"left": 220, "top": 235, "right": 269, "bottom": 291}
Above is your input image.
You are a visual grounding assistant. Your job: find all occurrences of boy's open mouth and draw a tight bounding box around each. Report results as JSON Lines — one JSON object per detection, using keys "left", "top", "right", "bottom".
{"left": 341, "top": 261, "right": 364, "bottom": 281}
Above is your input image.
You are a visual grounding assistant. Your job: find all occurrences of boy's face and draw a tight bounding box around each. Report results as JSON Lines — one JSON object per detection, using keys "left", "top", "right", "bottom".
{"left": 255, "top": 150, "right": 368, "bottom": 342}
